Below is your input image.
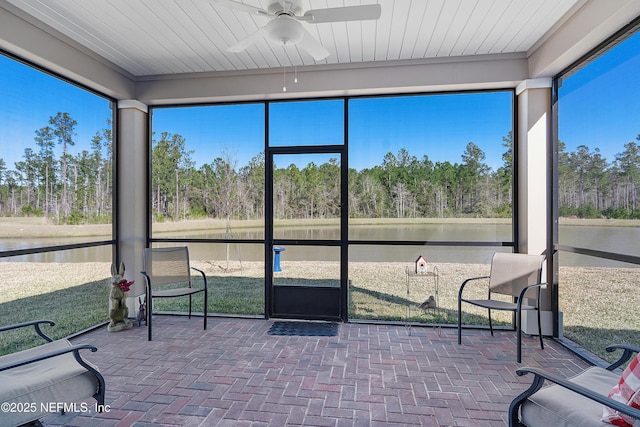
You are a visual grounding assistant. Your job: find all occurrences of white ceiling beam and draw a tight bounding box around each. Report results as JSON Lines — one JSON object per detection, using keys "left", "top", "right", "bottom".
{"left": 528, "top": 0, "right": 640, "bottom": 78}
{"left": 135, "top": 53, "right": 528, "bottom": 105}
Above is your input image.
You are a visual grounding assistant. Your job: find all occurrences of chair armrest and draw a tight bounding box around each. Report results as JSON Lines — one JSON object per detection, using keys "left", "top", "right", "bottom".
{"left": 516, "top": 282, "right": 546, "bottom": 307}
{"left": 141, "top": 269, "right": 207, "bottom": 291}
{"left": 141, "top": 271, "right": 151, "bottom": 292}
{"left": 191, "top": 266, "right": 208, "bottom": 290}
{"left": 0, "top": 343, "right": 97, "bottom": 372}
{"left": 509, "top": 367, "right": 640, "bottom": 426}
{"left": 606, "top": 344, "right": 640, "bottom": 370}
{"left": 458, "top": 276, "right": 490, "bottom": 298}
{"left": 0, "top": 320, "right": 55, "bottom": 342}
{"left": 0, "top": 342, "right": 107, "bottom": 408}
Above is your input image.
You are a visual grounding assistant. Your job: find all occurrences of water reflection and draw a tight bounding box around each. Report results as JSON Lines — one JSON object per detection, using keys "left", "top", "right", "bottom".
{"left": 1, "top": 224, "right": 637, "bottom": 267}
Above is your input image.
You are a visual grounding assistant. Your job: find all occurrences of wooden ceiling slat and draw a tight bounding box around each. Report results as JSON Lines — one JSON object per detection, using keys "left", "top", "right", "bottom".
{"left": 4, "top": 0, "right": 580, "bottom": 77}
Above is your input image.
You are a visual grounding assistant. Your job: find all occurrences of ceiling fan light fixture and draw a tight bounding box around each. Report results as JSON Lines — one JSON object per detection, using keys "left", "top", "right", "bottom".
{"left": 219, "top": 0, "right": 381, "bottom": 60}
{"left": 266, "top": 17, "right": 303, "bottom": 45}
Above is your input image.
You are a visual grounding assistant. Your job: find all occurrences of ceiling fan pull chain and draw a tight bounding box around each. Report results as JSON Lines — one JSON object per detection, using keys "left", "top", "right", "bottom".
{"left": 283, "top": 66, "right": 287, "bottom": 92}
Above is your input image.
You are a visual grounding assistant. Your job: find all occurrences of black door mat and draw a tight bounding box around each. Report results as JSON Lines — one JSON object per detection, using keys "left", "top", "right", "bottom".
{"left": 268, "top": 321, "right": 339, "bottom": 337}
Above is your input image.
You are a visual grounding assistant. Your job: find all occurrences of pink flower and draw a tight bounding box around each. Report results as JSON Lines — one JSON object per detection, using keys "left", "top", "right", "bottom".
{"left": 118, "top": 279, "right": 134, "bottom": 293}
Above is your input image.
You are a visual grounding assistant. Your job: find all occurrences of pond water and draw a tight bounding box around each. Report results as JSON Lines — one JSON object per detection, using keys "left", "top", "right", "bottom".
{"left": 1, "top": 223, "right": 638, "bottom": 267}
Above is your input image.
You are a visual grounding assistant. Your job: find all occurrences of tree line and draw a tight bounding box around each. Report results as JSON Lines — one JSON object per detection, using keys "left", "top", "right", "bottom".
{"left": 149, "top": 130, "right": 514, "bottom": 222}
{"left": 558, "top": 137, "right": 640, "bottom": 218}
{"left": 1, "top": 112, "right": 639, "bottom": 223}
{"left": 150, "top": 130, "right": 640, "bottom": 222}
{"left": 0, "top": 112, "right": 112, "bottom": 223}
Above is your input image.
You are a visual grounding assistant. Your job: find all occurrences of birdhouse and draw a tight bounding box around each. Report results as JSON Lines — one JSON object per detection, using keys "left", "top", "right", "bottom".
{"left": 415, "top": 255, "right": 428, "bottom": 274}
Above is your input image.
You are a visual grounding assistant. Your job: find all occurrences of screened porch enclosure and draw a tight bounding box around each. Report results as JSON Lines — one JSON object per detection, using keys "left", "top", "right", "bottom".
{"left": 0, "top": 2, "right": 639, "bottom": 366}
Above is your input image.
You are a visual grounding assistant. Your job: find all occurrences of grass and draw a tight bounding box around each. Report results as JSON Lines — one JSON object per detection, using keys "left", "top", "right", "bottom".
{"left": 0, "top": 262, "right": 109, "bottom": 355}
{"left": 0, "top": 260, "right": 638, "bottom": 364}
{"left": 559, "top": 266, "right": 640, "bottom": 361}
{"left": 151, "top": 275, "right": 264, "bottom": 315}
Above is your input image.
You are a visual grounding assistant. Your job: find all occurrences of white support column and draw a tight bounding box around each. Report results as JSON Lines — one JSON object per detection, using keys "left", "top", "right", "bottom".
{"left": 117, "top": 99, "right": 148, "bottom": 316}
{"left": 516, "top": 79, "right": 560, "bottom": 336}
{"left": 516, "top": 78, "right": 551, "bottom": 255}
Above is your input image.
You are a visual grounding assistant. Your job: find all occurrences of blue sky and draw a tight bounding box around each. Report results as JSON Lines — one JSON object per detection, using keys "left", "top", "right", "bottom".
{"left": 152, "top": 92, "right": 513, "bottom": 171}
{"left": 1, "top": 29, "right": 639, "bottom": 173}
{"left": 557, "top": 30, "right": 640, "bottom": 160}
{"left": 0, "top": 57, "right": 112, "bottom": 169}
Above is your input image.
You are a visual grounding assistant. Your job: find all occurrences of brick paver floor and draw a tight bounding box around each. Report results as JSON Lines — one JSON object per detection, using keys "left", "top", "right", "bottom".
{"left": 41, "top": 316, "right": 591, "bottom": 426}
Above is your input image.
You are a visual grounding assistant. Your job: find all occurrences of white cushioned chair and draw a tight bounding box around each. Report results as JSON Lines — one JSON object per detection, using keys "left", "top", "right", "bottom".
{"left": 509, "top": 344, "right": 640, "bottom": 426}
{"left": 0, "top": 320, "right": 105, "bottom": 427}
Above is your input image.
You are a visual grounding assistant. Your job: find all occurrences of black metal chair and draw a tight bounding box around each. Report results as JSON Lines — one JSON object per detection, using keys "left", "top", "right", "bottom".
{"left": 141, "top": 246, "right": 208, "bottom": 341}
{"left": 457, "top": 252, "right": 546, "bottom": 363}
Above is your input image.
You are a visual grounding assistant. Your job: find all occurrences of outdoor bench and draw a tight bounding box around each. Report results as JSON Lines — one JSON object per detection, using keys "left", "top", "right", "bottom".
{"left": 0, "top": 320, "right": 105, "bottom": 427}
{"left": 509, "top": 343, "right": 640, "bottom": 426}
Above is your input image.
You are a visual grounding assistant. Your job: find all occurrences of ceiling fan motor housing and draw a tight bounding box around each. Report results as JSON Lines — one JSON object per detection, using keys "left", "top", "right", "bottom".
{"left": 267, "top": 1, "right": 302, "bottom": 16}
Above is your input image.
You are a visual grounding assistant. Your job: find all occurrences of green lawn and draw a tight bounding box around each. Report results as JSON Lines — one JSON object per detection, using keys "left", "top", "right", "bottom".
{"left": 1, "top": 261, "right": 638, "bottom": 364}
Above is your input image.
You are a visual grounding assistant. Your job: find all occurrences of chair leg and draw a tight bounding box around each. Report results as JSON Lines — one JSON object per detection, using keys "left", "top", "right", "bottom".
{"left": 488, "top": 309, "right": 494, "bottom": 336}
{"left": 537, "top": 308, "right": 544, "bottom": 350}
{"left": 458, "top": 297, "right": 462, "bottom": 344}
{"left": 517, "top": 309, "right": 522, "bottom": 363}
{"left": 203, "top": 290, "right": 208, "bottom": 331}
{"left": 147, "top": 295, "right": 152, "bottom": 341}
{"left": 188, "top": 295, "right": 192, "bottom": 319}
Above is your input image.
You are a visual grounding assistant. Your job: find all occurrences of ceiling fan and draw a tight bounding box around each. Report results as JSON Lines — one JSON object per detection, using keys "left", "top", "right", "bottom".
{"left": 213, "top": 0, "right": 382, "bottom": 60}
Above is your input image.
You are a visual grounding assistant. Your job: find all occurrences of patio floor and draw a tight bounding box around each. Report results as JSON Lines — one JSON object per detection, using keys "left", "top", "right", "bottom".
{"left": 41, "top": 316, "right": 591, "bottom": 427}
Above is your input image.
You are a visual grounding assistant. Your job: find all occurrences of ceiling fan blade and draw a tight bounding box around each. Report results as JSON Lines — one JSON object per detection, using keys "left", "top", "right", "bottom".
{"left": 298, "top": 27, "right": 330, "bottom": 61}
{"left": 302, "top": 4, "right": 381, "bottom": 24}
{"left": 211, "top": 0, "right": 270, "bottom": 17}
{"left": 227, "top": 27, "right": 267, "bottom": 52}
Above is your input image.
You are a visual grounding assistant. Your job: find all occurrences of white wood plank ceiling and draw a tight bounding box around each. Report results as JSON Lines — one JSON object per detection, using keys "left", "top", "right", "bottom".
{"left": 5, "top": 0, "right": 580, "bottom": 77}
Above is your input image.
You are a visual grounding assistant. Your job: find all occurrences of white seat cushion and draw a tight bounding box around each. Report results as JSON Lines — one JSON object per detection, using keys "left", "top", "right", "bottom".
{"left": 520, "top": 366, "right": 620, "bottom": 427}
{"left": 0, "top": 339, "right": 100, "bottom": 426}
